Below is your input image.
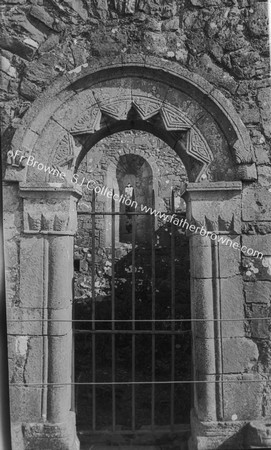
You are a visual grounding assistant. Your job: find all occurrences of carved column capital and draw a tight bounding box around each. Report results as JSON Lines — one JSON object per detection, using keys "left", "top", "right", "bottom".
{"left": 19, "top": 183, "right": 82, "bottom": 235}
{"left": 183, "top": 182, "right": 242, "bottom": 234}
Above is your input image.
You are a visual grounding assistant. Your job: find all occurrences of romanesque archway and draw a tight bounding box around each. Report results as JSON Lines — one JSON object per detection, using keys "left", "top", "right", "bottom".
{"left": 4, "top": 56, "right": 258, "bottom": 450}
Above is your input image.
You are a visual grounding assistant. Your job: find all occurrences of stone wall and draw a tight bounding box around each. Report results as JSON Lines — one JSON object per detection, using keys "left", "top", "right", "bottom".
{"left": 1, "top": 0, "right": 270, "bottom": 139}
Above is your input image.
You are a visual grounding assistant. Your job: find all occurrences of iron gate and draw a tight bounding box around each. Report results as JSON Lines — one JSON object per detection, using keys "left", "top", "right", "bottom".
{"left": 73, "top": 190, "right": 191, "bottom": 445}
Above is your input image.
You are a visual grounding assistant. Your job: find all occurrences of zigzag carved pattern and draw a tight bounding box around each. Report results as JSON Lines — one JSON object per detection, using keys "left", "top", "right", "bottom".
{"left": 53, "top": 134, "right": 74, "bottom": 167}
{"left": 132, "top": 97, "right": 161, "bottom": 120}
{"left": 188, "top": 129, "right": 213, "bottom": 164}
{"left": 160, "top": 107, "right": 191, "bottom": 131}
{"left": 100, "top": 100, "right": 132, "bottom": 120}
{"left": 71, "top": 107, "right": 101, "bottom": 135}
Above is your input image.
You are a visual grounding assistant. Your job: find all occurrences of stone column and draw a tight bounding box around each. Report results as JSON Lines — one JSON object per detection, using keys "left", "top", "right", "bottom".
{"left": 184, "top": 182, "right": 259, "bottom": 450}
{"left": 9, "top": 183, "right": 81, "bottom": 450}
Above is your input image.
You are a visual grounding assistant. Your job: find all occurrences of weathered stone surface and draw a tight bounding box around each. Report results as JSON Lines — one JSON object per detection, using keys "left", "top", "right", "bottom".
{"left": 245, "top": 421, "right": 271, "bottom": 449}
{"left": 161, "top": 17, "right": 179, "bottom": 31}
{"left": 218, "top": 236, "right": 241, "bottom": 277}
{"left": 11, "top": 423, "right": 24, "bottom": 450}
{"left": 0, "top": 34, "right": 36, "bottom": 60}
{"left": 4, "top": 239, "right": 19, "bottom": 271}
{"left": 144, "top": 32, "right": 167, "bottom": 55}
{"left": 29, "top": 6, "right": 64, "bottom": 32}
{"left": 220, "top": 276, "right": 245, "bottom": 338}
{"left": 7, "top": 307, "right": 43, "bottom": 336}
{"left": 194, "top": 374, "right": 217, "bottom": 421}
{"left": 3, "top": 183, "right": 21, "bottom": 225}
{"left": 19, "top": 237, "right": 43, "bottom": 308}
{"left": 222, "top": 337, "right": 258, "bottom": 373}
{"left": 254, "top": 222, "right": 271, "bottom": 235}
{"left": 197, "top": 54, "right": 238, "bottom": 94}
{"left": 190, "top": 410, "right": 246, "bottom": 450}
{"left": 24, "top": 336, "right": 43, "bottom": 384}
{"left": 247, "top": 3, "right": 269, "bottom": 37}
{"left": 242, "top": 255, "right": 271, "bottom": 282}
{"left": 190, "top": 0, "right": 203, "bottom": 6}
{"left": 146, "top": 17, "right": 162, "bottom": 32}
{"left": 63, "top": 0, "right": 88, "bottom": 20}
{"left": 257, "top": 166, "right": 271, "bottom": 188}
{"left": 254, "top": 147, "right": 270, "bottom": 165}
{"left": 194, "top": 338, "right": 216, "bottom": 374}
{"left": 0, "top": 55, "right": 17, "bottom": 78}
{"left": 242, "top": 235, "right": 271, "bottom": 256}
{"left": 242, "top": 186, "right": 271, "bottom": 222}
{"left": 247, "top": 303, "right": 271, "bottom": 339}
{"left": 244, "top": 281, "right": 271, "bottom": 304}
{"left": 186, "top": 183, "right": 242, "bottom": 233}
{"left": 9, "top": 386, "right": 42, "bottom": 422}
{"left": 190, "top": 235, "right": 212, "bottom": 279}
{"left": 236, "top": 163, "right": 257, "bottom": 181}
{"left": 9, "top": 13, "right": 45, "bottom": 44}
{"left": 48, "top": 236, "right": 74, "bottom": 309}
{"left": 223, "top": 374, "right": 263, "bottom": 421}
{"left": 47, "top": 337, "right": 73, "bottom": 422}
{"left": 191, "top": 278, "right": 215, "bottom": 339}
{"left": 231, "top": 50, "right": 261, "bottom": 79}
{"left": 258, "top": 87, "right": 271, "bottom": 139}
{"left": 39, "top": 34, "right": 60, "bottom": 53}
{"left": 240, "top": 102, "right": 261, "bottom": 124}
{"left": 20, "top": 53, "right": 68, "bottom": 101}
{"left": 22, "top": 415, "right": 79, "bottom": 450}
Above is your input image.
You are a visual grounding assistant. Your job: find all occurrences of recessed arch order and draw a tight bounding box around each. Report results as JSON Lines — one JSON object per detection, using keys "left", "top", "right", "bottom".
{"left": 6, "top": 55, "right": 255, "bottom": 186}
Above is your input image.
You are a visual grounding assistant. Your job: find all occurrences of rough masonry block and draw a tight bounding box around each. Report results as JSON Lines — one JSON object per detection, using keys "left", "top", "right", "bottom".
{"left": 222, "top": 337, "right": 258, "bottom": 373}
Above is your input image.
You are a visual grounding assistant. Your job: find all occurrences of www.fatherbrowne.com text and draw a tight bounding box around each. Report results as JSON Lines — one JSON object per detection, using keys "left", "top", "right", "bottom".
{"left": 8, "top": 149, "right": 263, "bottom": 259}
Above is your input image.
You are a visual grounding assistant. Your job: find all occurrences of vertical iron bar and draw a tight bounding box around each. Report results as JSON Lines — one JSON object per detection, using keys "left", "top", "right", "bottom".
{"left": 151, "top": 190, "right": 156, "bottom": 430}
{"left": 131, "top": 212, "right": 136, "bottom": 431}
{"left": 91, "top": 191, "right": 96, "bottom": 430}
{"left": 111, "top": 191, "right": 116, "bottom": 431}
{"left": 170, "top": 190, "right": 176, "bottom": 430}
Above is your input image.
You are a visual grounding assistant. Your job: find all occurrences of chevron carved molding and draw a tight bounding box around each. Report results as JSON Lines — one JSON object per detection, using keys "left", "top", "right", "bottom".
{"left": 54, "top": 96, "right": 213, "bottom": 171}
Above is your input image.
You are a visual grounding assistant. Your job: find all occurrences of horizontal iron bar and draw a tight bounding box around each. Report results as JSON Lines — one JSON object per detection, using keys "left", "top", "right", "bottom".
{"left": 74, "top": 329, "right": 191, "bottom": 335}
{"left": 77, "top": 211, "right": 185, "bottom": 219}
{"left": 78, "top": 425, "right": 191, "bottom": 435}
{"left": 78, "top": 212, "right": 157, "bottom": 216}
{"left": 10, "top": 379, "right": 265, "bottom": 386}
{"left": 6, "top": 318, "right": 268, "bottom": 322}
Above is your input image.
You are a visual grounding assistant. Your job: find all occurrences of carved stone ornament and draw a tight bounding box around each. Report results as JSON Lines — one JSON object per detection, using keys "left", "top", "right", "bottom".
{"left": 187, "top": 128, "right": 213, "bottom": 164}
{"left": 55, "top": 96, "right": 214, "bottom": 171}
{"left": 20, "top": 186, "right": 81, "bottom": 235}
{"left": 70, "top": 107, "right": 102, "bottom": 135}
{"left": 52, "top": 133, "right": 82, "bottom": 175}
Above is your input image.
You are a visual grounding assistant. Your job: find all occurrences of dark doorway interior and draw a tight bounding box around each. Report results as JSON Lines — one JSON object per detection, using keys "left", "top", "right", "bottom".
{"left": 73, "top": 204, "right": 191, "bottom": 447}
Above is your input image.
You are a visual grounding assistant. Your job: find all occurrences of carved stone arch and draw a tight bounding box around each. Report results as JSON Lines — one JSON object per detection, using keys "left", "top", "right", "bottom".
{"left": 66, "top": 97, "right": 213, "bottom": 182}
{"left": 5, "top": 55, "right": 255, "bottom": 185}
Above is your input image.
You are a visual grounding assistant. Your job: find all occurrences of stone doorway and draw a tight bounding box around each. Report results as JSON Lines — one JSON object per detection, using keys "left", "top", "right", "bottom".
{"left": 4, "top": 57, "right": 258, "bottom": 450}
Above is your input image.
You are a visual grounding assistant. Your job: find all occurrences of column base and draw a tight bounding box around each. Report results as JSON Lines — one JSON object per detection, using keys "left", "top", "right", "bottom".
{"left": 188, "top": 409, "right": 247, "bottom": 450}
{"left": 12, "top": 412, "right": 80, "bottom": 450}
